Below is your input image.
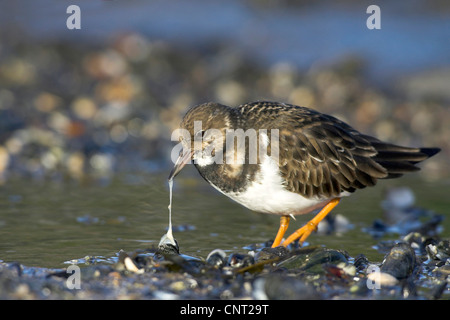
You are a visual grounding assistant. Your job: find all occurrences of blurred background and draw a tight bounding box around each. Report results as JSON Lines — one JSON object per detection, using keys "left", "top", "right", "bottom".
{"left": 0, "top": 0, "right": 449, "bottom": 267}
{"left": 0, "top": 0, "right": 449, "bottom": 182}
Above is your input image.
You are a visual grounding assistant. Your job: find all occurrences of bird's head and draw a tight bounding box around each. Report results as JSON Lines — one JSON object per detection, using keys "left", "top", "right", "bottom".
{"left": 169, "top": 102, "right": 233, "bottom": 180}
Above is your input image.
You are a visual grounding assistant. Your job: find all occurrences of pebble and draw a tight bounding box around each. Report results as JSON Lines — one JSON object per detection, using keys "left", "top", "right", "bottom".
{"left": 256, "top": 274, "right": 319, "bottom": 300}
{"left": 354, "top": 254, "right": 370, "bottom": 272}
{"left": 336, "top": 262, "right": 356, "bottom": 277}
{"left": 254, "top": 246, "right": 289, "bottom": 262}
{"left": 380, "top": 243, "right": 416, "bottom": 280}
{"left": 367, "top": 271, "right": 399, "bottom": 287}
{"left": 71, "top": 97, "right": 97, "bottom": 120}
{"left": 156, "top": 236, "right": 180, "bottom": 256}
{"left": 123, "top": 256, "right": 144, "bottom": 274}
{"left": 278, "top": 248, "right": 348, "bottom": 272}
{"left": 206, "top": 249, "right": 226, "bottom": 268}
{"left": 227, "top": 253, "right": 254, "bottom": 268}
{"left": 432, "top": 265, "right": 450, "bottom": 280}
{"left": 434, "top": 240, "right": 450, "bottom": 260}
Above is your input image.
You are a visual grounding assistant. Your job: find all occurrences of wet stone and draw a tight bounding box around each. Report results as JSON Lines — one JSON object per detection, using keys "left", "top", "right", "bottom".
{"left": 206, "top": 249, "right": 226, "bottom": 268}
{"left": 402, "top": 232, "right": 428, "bottom": 254}
{"left": 426, "top": 243, "right": 440, "bottom": 261}
{"left": 380, "top": 242, "right": 416, "bottom": 280}
{"left": 155, "top": 235, "right": 180, "bottom": 257}
{"left": 156, "top": 254, "right": 204, "bottom": 274}
{"left": 430, "top": 281, "right": 448, "bottom": 300}
{"left": 278, "top": 248, "right": 348, "bottom": 272}
{"left": 0, "top": 262, "right": 22, "bottom": 278}
{"left": 255, "top": 246, "right": 289, "bottom": 262}
{"left": 435, "top": 240, "right": 450, "bottom": 260}
{"left": 227, "top": 253, "right": 254, "bottom": 268}
{"left": 354, "top": 254, "right": 370, "bottom": 272}
{"left": 432, "top": 264, "right": 450, "bottom": 280}
{"left": 155, "top": 243, "right": 180, "bottom": 256}
{"left": 367, "top": 270, "right": 399, "bottom": 287}
{"left": 255, "top": 274, "right": 320, "bottom": 300}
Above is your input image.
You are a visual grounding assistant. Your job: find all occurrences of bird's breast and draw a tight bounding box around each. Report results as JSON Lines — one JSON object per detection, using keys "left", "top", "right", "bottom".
{"left": 208, "top": 154, "right": 331, "bottom": 215}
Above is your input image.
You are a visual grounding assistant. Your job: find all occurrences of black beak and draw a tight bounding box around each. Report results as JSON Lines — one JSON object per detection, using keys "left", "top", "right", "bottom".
{"left": 168, "top": 149, "right": 194, "bottom": 181}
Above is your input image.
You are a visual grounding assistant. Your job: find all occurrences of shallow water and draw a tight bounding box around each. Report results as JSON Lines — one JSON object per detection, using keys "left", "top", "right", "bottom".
{"left": 1, "top": 171, "right": 449, "bottom": 269}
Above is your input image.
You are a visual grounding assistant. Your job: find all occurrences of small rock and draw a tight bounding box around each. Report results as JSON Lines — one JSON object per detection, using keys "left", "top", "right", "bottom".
{"left": 278, "top": 248, "right": 347, "bottom": 272}
{"left": 367, "top": 271, "right": 399, "bottom": 287}
{"left": 255, "top": 246, "right": 289, "bottom": 262}
{"left": 123, "top": 256, "right": 144, "bottom": 274}
{"left": 254, "top": 274, "right": 319, "bottom": 300}
{"left": 432, "top": 265, "right": 450, "bottom": 280}
{"left": 227, "top": 253, "right": 254, "bottom": 268}
{"left": 380, "top": 243, "right": 416, "bottom": 280}
{"left": 156, "top": 232, "right": 180, "bottom": 256}
{"left": 206, "top": 249, "right": 226, "bottom": 268}
{"left": 430, "top": 281, "right": 448, "bottom": 300}
{"left": 354, "top": 254, "right": 370, "bottom": 272}
{"left": 337, "top": 262, "right": 356, "bottom": 277}
{"left": 169, "top": 280, "right": 187, "bottom": 292}
{"left": 435, "top": 240, "right": 450, "bottom": 260}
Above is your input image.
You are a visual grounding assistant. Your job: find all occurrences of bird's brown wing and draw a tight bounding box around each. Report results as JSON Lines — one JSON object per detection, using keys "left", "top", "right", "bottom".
{"left": 238, "top": 101, "right": 439, "bottom": 199}
{"left": 275, "top": 107, "right": 436, "bottom": 199}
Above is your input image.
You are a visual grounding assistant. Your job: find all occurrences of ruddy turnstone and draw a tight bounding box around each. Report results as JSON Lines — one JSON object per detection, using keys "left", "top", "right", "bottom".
{"left": 168, "top": 101, "right": 440, "bottom": 248}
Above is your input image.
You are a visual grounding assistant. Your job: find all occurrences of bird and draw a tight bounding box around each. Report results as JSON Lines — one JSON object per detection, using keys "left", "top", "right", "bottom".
{"left": 168, "top": 101, "right": 440, "bottom": 248}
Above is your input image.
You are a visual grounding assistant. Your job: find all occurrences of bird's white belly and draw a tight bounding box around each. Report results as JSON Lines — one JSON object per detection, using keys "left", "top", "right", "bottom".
{"left": 210, "top": 155, "right": 338, "bottom": 215}
{"left": 227, "top": 183, "right": 326, "bottom": 215}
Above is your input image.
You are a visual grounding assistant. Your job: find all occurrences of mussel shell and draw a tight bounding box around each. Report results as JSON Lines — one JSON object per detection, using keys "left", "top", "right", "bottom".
{"left": 206, "top": 249, "right": 227, "bottom": 268}
{"left": 380, "top": 242, "right": 416, "bottom": 279}
{"left": 157, "top": 233, "right": 180, "bottom": 255}
{"left": 227, "top": 253, "right": 254, "bottom": 268}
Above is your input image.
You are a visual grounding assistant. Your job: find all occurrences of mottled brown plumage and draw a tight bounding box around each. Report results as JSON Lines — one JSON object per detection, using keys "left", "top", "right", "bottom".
{"left": 243, "top": 101, "right": 437, "bottom": 198}
{"left": 169, "top": 101, "right": 440, "bottom": 247}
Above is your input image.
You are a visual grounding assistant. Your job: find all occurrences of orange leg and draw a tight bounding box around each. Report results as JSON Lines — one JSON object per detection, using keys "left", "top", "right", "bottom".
{"left": 281, "top": 198, "right": 341, "bottom": 247}
{"left": 271, "top": 215, "right": 290, "bottom": 248}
